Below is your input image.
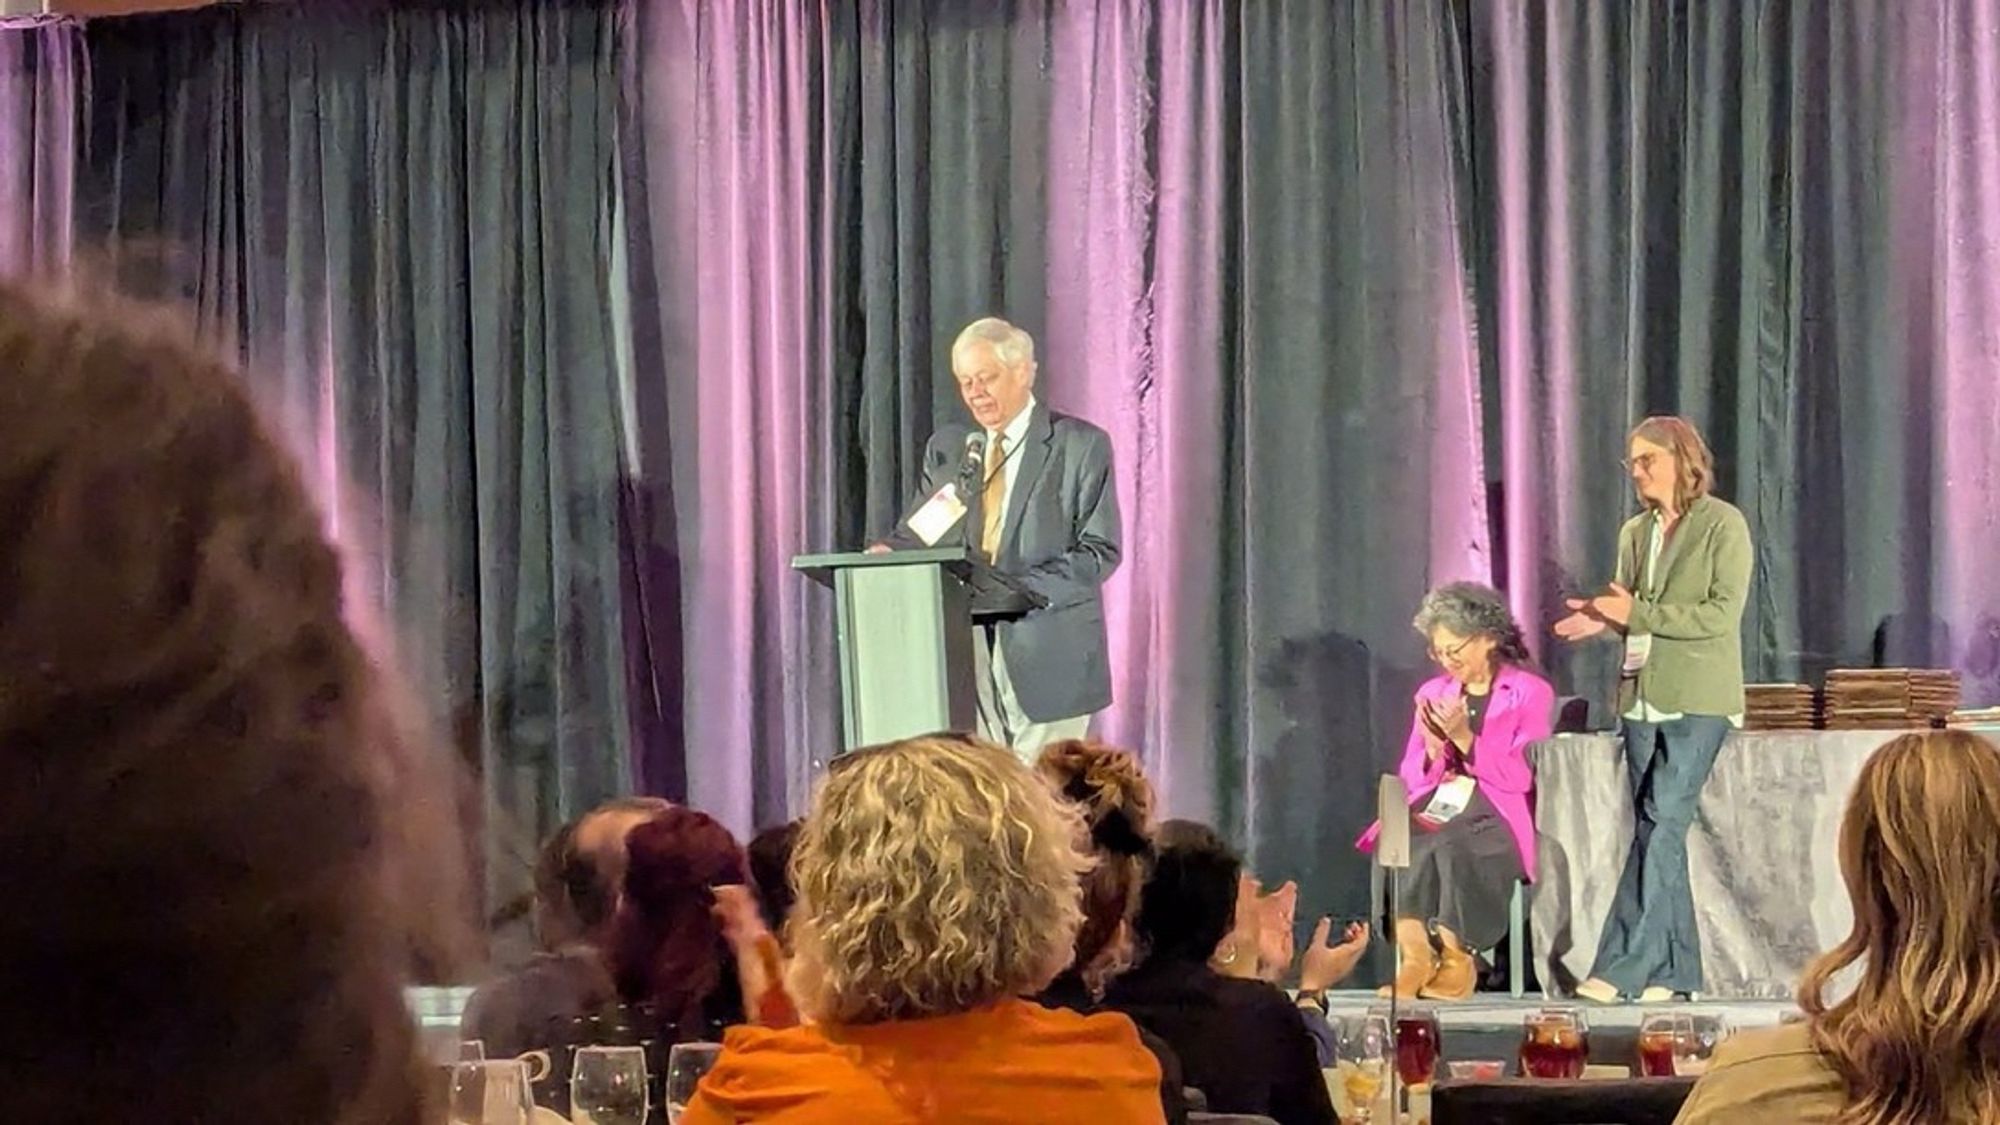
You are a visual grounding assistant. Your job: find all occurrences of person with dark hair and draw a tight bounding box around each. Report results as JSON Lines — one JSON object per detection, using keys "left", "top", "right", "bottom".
{"left": 1035, "top": 740, "right": 1189, "bottom": 1124}
{"left": 1556, "top": 416, "right": 1753, "bottom": 1004}
{"left": 1104, "top": 821, "right": 1338, "bottom": 1125}
{"left": 746, "top": 820, "right": 802, "bottom": 938}
{"left": 1357, "top": 581, "right": 1556, "bottom": 999}
{"left": 461, "top": 819, "right": 619, "bottom": 1059}
{"left": 610, "top": 807, "right": 750, "bottom": 1042}
{"left": 0, "top": 282, "right": 472, "bottom": 1123}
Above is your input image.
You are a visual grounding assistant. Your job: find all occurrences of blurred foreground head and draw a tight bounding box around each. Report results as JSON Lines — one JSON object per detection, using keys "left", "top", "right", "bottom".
{"left": 0, "top": 282, "right": 469, "bottom": 1123}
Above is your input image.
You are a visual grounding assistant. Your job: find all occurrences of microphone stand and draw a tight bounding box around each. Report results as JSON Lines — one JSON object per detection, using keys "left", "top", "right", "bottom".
{"left": 1376, "top": 774, "right": 1412, "bottom": 1121}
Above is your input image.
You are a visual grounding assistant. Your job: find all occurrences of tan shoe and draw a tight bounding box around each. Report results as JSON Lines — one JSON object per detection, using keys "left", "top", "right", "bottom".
{"left": 1420, "top": 942, "right": 1477, "bottom": 1001}
{"left": 1376, "top": 918, "right": 1437, "bottom": 999}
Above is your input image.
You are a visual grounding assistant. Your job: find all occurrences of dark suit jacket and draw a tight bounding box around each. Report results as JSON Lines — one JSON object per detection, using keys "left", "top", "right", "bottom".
{"left": 1101, "top": 956, "right": 1338, "bottom": 1125}
{"left": 887, "top": 404, "right": 1122, "bottom": 721}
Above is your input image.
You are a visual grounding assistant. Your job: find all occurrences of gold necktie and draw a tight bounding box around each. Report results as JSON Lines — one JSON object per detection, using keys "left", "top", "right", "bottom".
{"left": 981, "top": 434, "right": 1008, "bottom": 557}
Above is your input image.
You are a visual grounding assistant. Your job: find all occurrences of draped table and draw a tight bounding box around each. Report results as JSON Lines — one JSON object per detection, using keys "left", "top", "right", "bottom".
{"left": 1527, "top": 729, "right": 1899, "bottom": 1000}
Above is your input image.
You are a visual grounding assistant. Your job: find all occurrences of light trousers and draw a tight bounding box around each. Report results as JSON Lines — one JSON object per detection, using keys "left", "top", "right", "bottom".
{"left": 971, "top": 625, "right": 1091, "bottom": 762}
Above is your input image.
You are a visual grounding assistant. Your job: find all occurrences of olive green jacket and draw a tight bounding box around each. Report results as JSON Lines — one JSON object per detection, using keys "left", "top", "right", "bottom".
{"left": 1611, "top": 495, "right": 1754, "bottom": 717}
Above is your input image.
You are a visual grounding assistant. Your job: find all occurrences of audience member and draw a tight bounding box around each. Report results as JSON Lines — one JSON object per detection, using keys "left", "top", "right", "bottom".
{"left": 609, "top": 807, "right": 750, "bottom": 1043}
{"left": 1035, "top": 739, "right": 1189, "bottom": 1124}
{"left": 746, "top": 820, "right": 802, "bottom": 938}
{"left": 1675, "top": 730, "right": 2000, "bottom": 1125}
{"left": 0, "top": 283, "right": 470, "bottom": 1123}
{"left": 1105, "top": 821, "right": 1338, "bottom": 1125}
{"left": 461, "top": 818, "right": 619, "bottom": 1059}
{"left": 682, "top": 734, "right": 1167, "bottom": 1124}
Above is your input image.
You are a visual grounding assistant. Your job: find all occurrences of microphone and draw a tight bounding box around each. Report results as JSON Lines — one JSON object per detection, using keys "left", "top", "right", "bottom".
{"left": 958, "top": 432, "right": 987, "bottom": 492}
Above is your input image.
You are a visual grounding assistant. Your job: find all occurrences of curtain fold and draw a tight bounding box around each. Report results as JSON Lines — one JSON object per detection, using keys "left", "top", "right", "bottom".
{"left": 76, "top": 0, "right": 635, "bottom": 912}
{"left": 1470, "top": 0, "right": 2000, "bottom": 707}
{"left": 0, "top": 17, "right": 83, "bottom": 277}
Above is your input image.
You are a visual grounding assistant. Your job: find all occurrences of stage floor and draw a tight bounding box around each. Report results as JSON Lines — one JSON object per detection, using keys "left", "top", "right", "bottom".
{"left": 1320, "top": 990, "right": 1797, "bottom": 1072}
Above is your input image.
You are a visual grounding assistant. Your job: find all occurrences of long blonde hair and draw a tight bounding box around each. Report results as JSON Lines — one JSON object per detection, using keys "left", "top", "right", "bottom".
{"left": 786, "top": 734, "right": 1087, "bottom": 1024}
{"left": 1797, "top": 731, "right": 2000, "bottom": 1125}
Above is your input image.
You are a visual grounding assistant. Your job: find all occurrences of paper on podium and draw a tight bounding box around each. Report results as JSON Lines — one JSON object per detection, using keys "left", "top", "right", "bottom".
{"left": 1376, "top": 774, "right": 1411, "bottom": 869}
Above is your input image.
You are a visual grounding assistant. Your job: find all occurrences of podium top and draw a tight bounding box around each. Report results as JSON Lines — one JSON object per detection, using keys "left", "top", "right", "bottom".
{"left": 791, "top": 546, "right": 970, "bottom": 578}
{"left": 792, "top": 546, "right": 1047, "bottom": 616}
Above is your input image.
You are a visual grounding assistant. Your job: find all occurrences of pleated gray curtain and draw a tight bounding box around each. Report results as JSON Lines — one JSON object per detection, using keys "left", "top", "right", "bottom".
{"left": 0, "top": 17, "right": 83, "bottom": 277}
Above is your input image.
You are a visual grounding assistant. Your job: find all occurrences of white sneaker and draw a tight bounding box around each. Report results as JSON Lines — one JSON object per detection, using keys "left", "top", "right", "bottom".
{"left": 1573, "top": 978, "right": 1621, "bottom": 1004}
{"left": 1637, "top": 986, "right": 1675, "bottom": 1003}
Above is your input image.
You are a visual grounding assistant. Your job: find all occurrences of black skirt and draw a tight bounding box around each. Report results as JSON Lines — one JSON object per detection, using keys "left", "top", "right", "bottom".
{"left": 1400, "top": 785, "right": 1523, "bottom": 949}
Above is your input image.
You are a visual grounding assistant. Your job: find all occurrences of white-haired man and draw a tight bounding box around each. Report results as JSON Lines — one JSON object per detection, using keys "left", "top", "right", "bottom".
{"left": 878, "top": 317, "right": 1122, "bottom": 756}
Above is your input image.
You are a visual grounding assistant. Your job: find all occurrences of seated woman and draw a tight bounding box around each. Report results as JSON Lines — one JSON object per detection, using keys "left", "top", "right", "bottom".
{"left": 680, "top": 734, "right": 1167, "bottom": 1124}
{"left": 1357, "top": 582, "right": 1554, "bottom": 999}
{"left": 1104, "top": 821, "right": 1338, "bottom": 1125}
{"left": 1034, "top": 739, "right": 1189, "bottom": 1124}
{"left": 1675, "top": 730, "right": 2000, "bottom": 1125}
{"left": 609, "top": 807, "right": 750, "bottom": 1043}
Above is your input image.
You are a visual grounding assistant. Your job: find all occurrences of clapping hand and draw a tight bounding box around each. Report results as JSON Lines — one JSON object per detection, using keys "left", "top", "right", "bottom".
{"left": 1300, "top": 918, "right": 1372, "bottom": 991}
{"left": 1255, "top": 880, "right": 1299, "bottom": 982}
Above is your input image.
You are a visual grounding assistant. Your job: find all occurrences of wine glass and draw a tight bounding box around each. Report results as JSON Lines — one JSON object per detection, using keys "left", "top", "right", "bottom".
{"left": 1636, "top": 1013, "right": 1692, "bottom": 1077}
{"left": 664, "top": 1041, "right": 724, "bottom": 1123}
{"left": 1519, "top": 1007, "right": 1589, "bottom": 1079}
{"left": 1333, "top": 1014, "right": 1391, "bottom": 1123}
{"left": 572, "top": 1045, "right": 648, "bottom": 1125}
{"left": 1389, "top": 1003, "right": 1443, "bottom": 1087}
{"left": 447, "top": 1059, "right": 537, "bottom": 1125}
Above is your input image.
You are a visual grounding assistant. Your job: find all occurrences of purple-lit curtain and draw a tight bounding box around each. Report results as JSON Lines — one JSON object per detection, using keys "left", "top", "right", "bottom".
{"left": 76, "top": 0, "right": 635, "bottom": 920}
{"left": 627, "top": 0, "right": 1493, "bottom": 923}
{"left": 1470, "top": 0, "right": 2000, "bottom": 708}
{"left": 0, "top": 17, "right": 82, "bottom": 277}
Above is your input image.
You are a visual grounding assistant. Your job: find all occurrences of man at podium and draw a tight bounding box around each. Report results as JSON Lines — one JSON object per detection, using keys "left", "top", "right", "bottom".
{"left": 875, "top": 317, "right": 1122, "bottom": 757}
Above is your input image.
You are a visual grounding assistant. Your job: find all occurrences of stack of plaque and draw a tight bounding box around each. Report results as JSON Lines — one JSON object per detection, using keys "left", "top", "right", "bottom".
{"left": 1821, "top": 668, "right": 1962, "bottom": 730}
{"left": 1743, "top": 683, "right": 1817, "bottom": 731}
{"left": 1947, "top": 707, "right": 2000, "bottom": 730}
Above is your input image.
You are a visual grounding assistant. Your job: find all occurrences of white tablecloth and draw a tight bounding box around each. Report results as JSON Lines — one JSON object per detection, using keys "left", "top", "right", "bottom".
{"left": 1527, "top": 729, "right": 1895, "bottom": 1000}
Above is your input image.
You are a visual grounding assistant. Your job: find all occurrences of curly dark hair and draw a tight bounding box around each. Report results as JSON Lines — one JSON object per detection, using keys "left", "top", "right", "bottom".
{"left": 0, "top": 282, "right": 470, "bottom": 1123}
{"left": 1038, "top": 739, "right": 1156, "bottom": 990}
{"left": 1412, "top": 581, "right": 1534, "bottom": 665}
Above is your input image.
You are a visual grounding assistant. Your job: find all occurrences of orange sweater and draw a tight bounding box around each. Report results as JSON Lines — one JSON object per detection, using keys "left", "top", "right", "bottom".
{"left": 677, "top": 997, "right": 1167, "bottom": 1125}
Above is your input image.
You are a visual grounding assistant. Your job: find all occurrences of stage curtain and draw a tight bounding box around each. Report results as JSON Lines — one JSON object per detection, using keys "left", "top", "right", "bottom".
{"left": 0, "top": 17, "right": 83, "bottom": 276}
{"left": 624, "top": 0, "right": 1493, "bottom": 921}
{"left": 1468, "top": 0, "right": 2000, "bottom": 705}
{"left": 74, "top": 0, "right": 636, "bottom": 912}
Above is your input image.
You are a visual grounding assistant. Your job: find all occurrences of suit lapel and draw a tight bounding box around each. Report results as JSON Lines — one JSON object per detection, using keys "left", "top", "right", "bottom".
{"left": 999, "top": 408, "right": 1054, "bottom": 562}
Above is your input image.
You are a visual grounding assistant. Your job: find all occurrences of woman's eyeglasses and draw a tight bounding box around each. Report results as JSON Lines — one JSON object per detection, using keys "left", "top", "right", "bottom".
{"left": 1428, "top": 638, "right": 1474, "bottom": 663}
{"left": 1622, "top": 452, "right": 1665, "bottom": 473}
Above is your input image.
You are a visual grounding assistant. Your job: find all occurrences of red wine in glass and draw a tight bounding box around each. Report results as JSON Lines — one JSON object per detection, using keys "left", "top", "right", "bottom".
{"left": 1636, "top": 1032, "right": 1678, "bottom": 1077}
{"left": 1519, "top": 1021, "right": 1588, "bottom": 1079}
{"left": 1394, "top": 1014, "right": 1442, "bottom": 1086}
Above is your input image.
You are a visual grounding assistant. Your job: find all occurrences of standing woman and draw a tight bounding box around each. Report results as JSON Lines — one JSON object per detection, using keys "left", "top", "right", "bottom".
{"left": 1358, "top": 583, "right": 1556, "bottom": 1000}
{"left": 1554, "top": 416, "right": 1753, "bottom": 1003}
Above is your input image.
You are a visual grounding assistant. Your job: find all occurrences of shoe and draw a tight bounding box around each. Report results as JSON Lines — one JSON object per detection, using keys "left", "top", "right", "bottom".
{"left": 1378, "top": 918, "right": 1438, "bottom": 999}
{"left": 1419, "top": 942, "right": 1477, "bottom": 1001}
{"left": 1573, "top": 977, "right": 1621, "bottom": 1004}
{"left": 1636, "top": 986, "right": 1675, "bottom": 1004}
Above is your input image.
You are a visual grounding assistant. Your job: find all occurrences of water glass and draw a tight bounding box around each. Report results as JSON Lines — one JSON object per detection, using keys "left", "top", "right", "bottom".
{"left": 1519, "top": 1007, "right": 1590, "bottom": 1079}
{"left": 1676, "top": 1011, "right": 1735, "bottom": 1075}
{"left": 572, "top": 1045, "right": 648, "bottom": 1125}
{"left": 1636, "top": 1013, "right": 1692, "bottom": 1077}
{"left": 447, "top": 1059, "right": 537, "bottom": 1125}
{"left": 664, "top": 1041, "right": 724, "bottom": 1123}
{"left": 1333, "top": 1015, "right": 1391, "bottom": 1122}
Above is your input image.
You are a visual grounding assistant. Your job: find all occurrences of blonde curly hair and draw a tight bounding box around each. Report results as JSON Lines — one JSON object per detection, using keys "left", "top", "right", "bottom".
{"left": 786, "top": 734, "right": 1088, "bottom": 1024}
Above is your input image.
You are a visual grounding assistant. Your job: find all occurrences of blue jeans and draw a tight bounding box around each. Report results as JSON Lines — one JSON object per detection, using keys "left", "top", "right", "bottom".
{"left": 1589, "top": 715, "right": 1730, "bottom": 994}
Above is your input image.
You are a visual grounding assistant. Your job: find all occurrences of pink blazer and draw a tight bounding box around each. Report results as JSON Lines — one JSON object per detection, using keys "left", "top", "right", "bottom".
{"left": 1355, "top": 664, "right": 1556, "bottom": 881}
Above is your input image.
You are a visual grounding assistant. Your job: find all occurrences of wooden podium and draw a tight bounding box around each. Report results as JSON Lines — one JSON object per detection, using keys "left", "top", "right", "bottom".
{"left": 792, "top": 546, "right": 1044, "bottom": 751}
